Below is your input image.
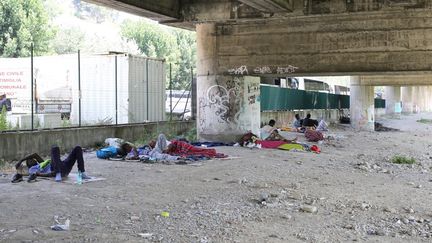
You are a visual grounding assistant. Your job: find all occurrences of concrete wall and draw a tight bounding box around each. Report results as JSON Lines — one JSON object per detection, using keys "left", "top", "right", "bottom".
{"left": 0, "top": 121, "right": 194, "bottom": 161}
{"left": 261, "top": 109, "right": 346, "bottom": 127}
{"left": 261, "top": 108, "right": 385, "bottom": 127}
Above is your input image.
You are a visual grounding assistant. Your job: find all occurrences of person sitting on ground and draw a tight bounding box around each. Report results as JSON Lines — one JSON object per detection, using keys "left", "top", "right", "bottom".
{"left": 293, "top": 114, "right": 305, "bottom": 133}
{"left": 260, "top": 119, "right": 277, "bottom": 139}
{"left": 316, "top": 119, "right": 329, "bottom": 132}
{"left": 261, "top": 119, "right": 297, "bottom": 143}
{"left": 11, "top": 145, "right": 91, "bottom": 183}
{"left": 302, "top": 113, "right": 319, "bottom": 128}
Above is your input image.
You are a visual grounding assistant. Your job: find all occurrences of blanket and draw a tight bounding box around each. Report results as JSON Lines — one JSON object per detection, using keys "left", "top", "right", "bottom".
{"left": 256, "top": 140, "right": 287, "bottom": 149}
{"left": 169, "top": 140, "right": 227, "bottom": 158}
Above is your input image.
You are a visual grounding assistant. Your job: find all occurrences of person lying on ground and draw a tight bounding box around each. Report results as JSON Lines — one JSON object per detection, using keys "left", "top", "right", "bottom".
{"left": 148, "top": 133, "right": 226, "bottom": 159}
{"left": 96, "top": 141, "right": 138, "bottom": 160}
{"left": 11, "top": 146, "right": 91, "bottom": 183}
{"left": 302, "top": 113, "right": 319, "bottom": 128}
{"left": 146, "top": 134, "right": 180, "bottom": 161}
{"left": 117, "top": 142, "right": 139, "bottom": 159}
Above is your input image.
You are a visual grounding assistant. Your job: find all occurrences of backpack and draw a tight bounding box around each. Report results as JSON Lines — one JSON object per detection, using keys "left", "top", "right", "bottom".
{"left": 96, "top": 146, "right": 118, "bottom": 159}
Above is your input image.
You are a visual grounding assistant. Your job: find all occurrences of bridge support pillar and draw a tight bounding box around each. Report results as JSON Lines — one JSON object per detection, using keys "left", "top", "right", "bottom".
{"left": 350, "top": 76, "right": 374, "bottom": 131}
{"left": 401, "top": 87, "right": 414, "bottom": 113}
{"left": 196, "top": 23, "right": 261, "bottom": 142}
{"left": 384, "top": 86, "right": 401, "bottom": 115}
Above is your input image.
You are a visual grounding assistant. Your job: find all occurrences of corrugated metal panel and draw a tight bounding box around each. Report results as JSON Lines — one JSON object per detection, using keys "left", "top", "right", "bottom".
{"left": 128, "top": 55, "right": 146, "bottom": 123}
{"left": 261, "top": 85, "right": 362, "bottom": 111}
{"left": 79, "top": 55, "right": 118, "bottom": 125}
{"left": 127, "top": 55, "right": 165, "bottom": 123}
{"left": 147, "top": 59, "right": 165, "bottom": 121}
{"left": 375, "top": 98, "right": 386, "bottom": 108}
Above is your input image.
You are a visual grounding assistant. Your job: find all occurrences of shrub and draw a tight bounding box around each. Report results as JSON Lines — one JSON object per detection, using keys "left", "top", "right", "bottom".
{"left": 391, "top": 155, "right": 416, "bottom": 164}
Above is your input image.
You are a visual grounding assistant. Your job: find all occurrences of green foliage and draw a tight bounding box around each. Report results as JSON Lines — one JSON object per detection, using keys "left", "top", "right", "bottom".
{"left": 417, "top": 118, "right": 432, "bottom": 124}
{"left": 0, "top": 0, "right": 55, "bottom": 57}
{"left": 72, "top": 0, "right": 118, "bottom": 23}
{"left": 134, "top": 122, "right": 197, "bottom": 145}
{"left": 121, "top": 20, "right": 177, "bottom": 61}
{"left": 53, "top": 26, "right": 84, "bottom": 54}
{"left": 391, "top": 155, "right": 416, "bottom": 164}
{"left": 61, "top": 118, "right": 72, "bottom": 127}
{"left": 184, "top": 126, "right": 197, "bottom": 142}
{"left": 121, "top": 20, "right": 196, "bottom": 90}
{"left": 0, "top": 106, "right": 10, "bottom": 131}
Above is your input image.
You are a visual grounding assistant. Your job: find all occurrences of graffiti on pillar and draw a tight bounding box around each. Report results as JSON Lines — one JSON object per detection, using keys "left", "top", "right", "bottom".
{"left": 248, "top": 95, "right": 256, "bottom": 104}
{"left": 227, "top": 65, "right": 249, "bottom": 75}
{"left": 247, "top": 82, "right": 259, "bottom": 94}
{"left": 198, "top": 76, "right": 261, "bottom": 135}
{"left": 198, "top": 97, "right": 207, "bottom": 128}
{"left": 206, "top": 79, "right": 242, "bottom": 125}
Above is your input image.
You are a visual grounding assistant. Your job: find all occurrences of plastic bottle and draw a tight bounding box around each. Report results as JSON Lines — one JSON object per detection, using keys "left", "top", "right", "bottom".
{"left": 76, "top": 171, "right": 83, "bottom": 185}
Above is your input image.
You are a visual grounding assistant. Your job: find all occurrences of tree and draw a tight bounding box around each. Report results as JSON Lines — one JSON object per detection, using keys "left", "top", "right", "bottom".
{"left": 0, "top": 0, "right": 55, "bottom": 57}
{"left": 173, "top": 30, "right": 196, "bottom": 90}
{"left": 52, "top": 26, "right": 85, "bottom": 54}
{"left": 0, "top": 106, "right": 9, "bottom": 131}
{"left": 121, "top": 20, "right": 178, "bottom": 61}
{"left": 73, "top": 0, "right": 118, "bottom": 23}
{"left": 121, "top": 20, "right": 196, "bottom": 90}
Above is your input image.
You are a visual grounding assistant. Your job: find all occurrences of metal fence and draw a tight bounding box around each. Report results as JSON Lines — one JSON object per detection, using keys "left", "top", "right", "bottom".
{"left": 0, "top": 46, "right": 191, "bottom": 132}
{"left": 261, "top": 85, "right": 386, "bottom": 111}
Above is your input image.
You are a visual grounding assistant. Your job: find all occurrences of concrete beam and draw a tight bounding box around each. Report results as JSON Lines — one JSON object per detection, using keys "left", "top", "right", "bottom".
{"left": 211, "top": 10, "right": 432, "bottom": 76}
{"left": 85, "top": 0, "right": 432, "bottom": 27}
{"left": 238, "top": 0, "right": 293, "bottom": 12}
{"left": 84, "top": 0, "right": 180, "bottom": 22}
{"left": 359, "top": 75, "right": 432, "bottom": 86}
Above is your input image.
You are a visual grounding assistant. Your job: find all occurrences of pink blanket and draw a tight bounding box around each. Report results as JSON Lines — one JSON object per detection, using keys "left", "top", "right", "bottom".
{"left": 256, "top": 140, "right": 287, "bottom": 149}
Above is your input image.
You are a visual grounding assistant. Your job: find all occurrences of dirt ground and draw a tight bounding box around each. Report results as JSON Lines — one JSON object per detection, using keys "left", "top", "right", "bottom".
{"left": 1, "top": 112, "right": 432, "bottom": 243}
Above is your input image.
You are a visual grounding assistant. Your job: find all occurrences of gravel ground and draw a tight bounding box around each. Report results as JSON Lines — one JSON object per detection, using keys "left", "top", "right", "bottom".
{"left": 1, "top": 113, "right": 432, "bottom": 243}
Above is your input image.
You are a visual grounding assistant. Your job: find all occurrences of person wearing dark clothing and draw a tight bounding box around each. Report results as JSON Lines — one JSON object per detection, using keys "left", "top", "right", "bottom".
{"left": 0, "top": 93, "right": 11, "bottom": 111}
{"left": 51, "top": 146, "right": 86, "bottom": 178}
{"left": 11, "top": 146, "right": 90, "bottom": 183}
{"left": 293, "top": 114, "right": 305, "bottom": 132}
{"left": 302, "top": 113, "right": 318, "bottom": 127}
{"left": 117, "top": 142, "right": 138, "bottom": 159}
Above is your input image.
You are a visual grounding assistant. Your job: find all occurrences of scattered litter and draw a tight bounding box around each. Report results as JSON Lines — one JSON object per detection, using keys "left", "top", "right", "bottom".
{"left": 375, "top": 122, "right": 399, "bottom": 132}
{"left": 138, "top": 233, "right": 153, "bottom": 238}
{"left": 130, "top": 216, "right": 140, "bottom": 221}
{"left": 161, "top": 211, "right": 170, "bottom": 218}
{"left": 51, "top": 219, "right": 70, "bottom": 231}
{"left": 259, "top": 192, "right": 269, "bottom": 202}
{"left": 300, "top": 205, "right": 317, "bottom": 213}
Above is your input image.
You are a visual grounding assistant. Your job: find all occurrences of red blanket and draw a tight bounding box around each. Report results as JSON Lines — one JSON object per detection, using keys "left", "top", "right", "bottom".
{"left": 169, "top": 140, "right": 221, "bottom": 158}
{"left": 256, "top": 140, "right": 287, "bottom": 149}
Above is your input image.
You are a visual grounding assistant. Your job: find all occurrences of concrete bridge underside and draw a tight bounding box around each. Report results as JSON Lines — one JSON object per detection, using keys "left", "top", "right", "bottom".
{"left": 85, "top": 0, "right": 432, "bottom": 140}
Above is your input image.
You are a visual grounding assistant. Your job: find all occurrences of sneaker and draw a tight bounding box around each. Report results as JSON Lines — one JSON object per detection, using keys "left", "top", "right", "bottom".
{"left": 27, "top": 173, "right": 37, "bottom": 183}
{"left": 11, "top": 173, "right": 23, "bottom": 183}
{"left": 81, "top": 172, "right": 92, "bottom": 180}
{"left": 55, "top": 172, "right": 62, "bottom": 182}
